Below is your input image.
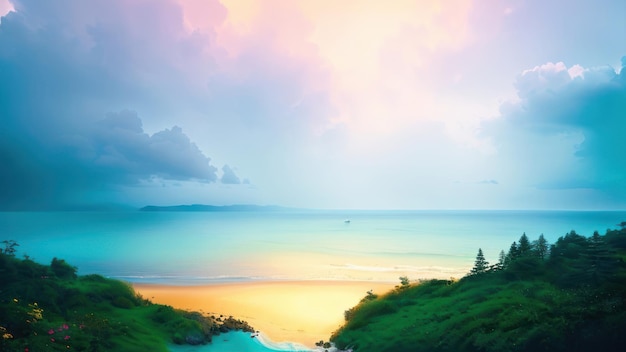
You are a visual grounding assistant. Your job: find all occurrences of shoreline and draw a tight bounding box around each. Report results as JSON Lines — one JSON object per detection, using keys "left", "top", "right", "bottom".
{"left": 133, "top": 280, "right": 396, "bottom": 347}
{"left": 168, "top": 330, "right": 321, "bottom": 352}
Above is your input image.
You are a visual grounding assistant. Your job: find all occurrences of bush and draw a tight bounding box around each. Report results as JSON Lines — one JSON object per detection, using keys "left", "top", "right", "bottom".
{"left": 151, "top": 306, "right": 180, "bottom": 324}
{"left": 0, "top": 248, "right": 239, "bottom": 352}
{"left": 113, "top": 296, "right": 135, "bottom": 309}
{"left": 50, "top": 257, "right": 77, "bottom": 279}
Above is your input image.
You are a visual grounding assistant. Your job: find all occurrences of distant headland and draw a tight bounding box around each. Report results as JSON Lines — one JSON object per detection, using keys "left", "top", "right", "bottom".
{"left": 139, "top": 204, "right": 295, "bottom": 212}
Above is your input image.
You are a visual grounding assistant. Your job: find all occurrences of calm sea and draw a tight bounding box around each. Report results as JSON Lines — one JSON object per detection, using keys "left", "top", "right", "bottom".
{"left": 2, "top": 210, "right": 624, "bottom": 283}
{"left": 3, "top": 210, "right": 625, "bottom": 351}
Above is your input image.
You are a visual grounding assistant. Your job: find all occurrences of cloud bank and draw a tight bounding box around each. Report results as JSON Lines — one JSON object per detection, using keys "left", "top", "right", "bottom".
{"left": 487, "top": 58, "right": 626, "bottom": 201}
{"left": 0, "top": 0, "right": 624, "bottom": 210}
{"left": 0, "top": 0, "right": 226, "bottom": 209}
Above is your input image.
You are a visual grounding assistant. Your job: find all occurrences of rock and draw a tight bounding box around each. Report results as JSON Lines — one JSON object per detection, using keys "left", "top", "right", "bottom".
{"left": 185, "top": 332, "right": 205, "bottom": 345}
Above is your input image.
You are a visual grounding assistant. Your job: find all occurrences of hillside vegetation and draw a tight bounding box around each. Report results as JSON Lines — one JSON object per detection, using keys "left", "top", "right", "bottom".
{"left": 0, "top": 243, "right": 253, "bottom": 351}
{"left": 331, "top": 224, "right": 626, "bottom": 352}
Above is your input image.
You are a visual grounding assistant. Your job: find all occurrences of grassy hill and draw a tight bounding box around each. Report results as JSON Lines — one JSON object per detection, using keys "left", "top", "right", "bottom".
{"left": 330, "top": 225, "right": 626, "bottom": 352}
{"left": 0, "top": 245, "right": 253, "bottom": 351}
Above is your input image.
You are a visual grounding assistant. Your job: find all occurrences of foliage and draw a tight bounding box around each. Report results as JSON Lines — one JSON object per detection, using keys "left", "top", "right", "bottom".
{"left": 0, "top": 247, "right": 255, "bottom": 351}
{"left": 1, "top": 240, "right": 19, "bottom": 256}
{"left": 518, "top": 233, "right": 531, "bottom": 256}
{"left": 50, "top": 257, "right": 77, "bottom": 280}
{"left": 396, "top": 276, "right": 410, "bottom": 290}
{"left": 469, "top": 248, "right": 489, "bottom": 275}
{"left": 364, "top": 290, "right": 378, "bottom": 301}
{"left": 315, "top": 340, "right": 332, "bottom": 348}
{"left": 533, "top": 234, "right": 549, "bottom": 260}
{"left": 331, "top": 224, "right": 626, "bottom": 352}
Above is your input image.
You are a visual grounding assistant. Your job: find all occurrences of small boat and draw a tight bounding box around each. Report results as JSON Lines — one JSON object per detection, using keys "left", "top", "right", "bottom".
{"left": 344, "top": 219, "right": 351, "bottom": 224}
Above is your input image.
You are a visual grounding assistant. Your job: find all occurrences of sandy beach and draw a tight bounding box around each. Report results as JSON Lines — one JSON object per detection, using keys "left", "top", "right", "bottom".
{"left": 133, "top": 280, "right": 395, "bottom": 347}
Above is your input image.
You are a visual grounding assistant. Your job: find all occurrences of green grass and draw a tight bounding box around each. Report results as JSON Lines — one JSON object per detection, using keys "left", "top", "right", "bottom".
{"left": 0, "top": 250, "right": 254, "bottom": 351}
{"left": 331, "top": 227, "right": 626, "bottom": 352}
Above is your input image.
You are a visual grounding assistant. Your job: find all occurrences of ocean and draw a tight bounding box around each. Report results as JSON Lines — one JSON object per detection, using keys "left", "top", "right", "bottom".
{"left": 2, "top": 210, "right": 625, "bottom": 351}
{"left": 2, "top": 210, "right": 625, "bottom": 284}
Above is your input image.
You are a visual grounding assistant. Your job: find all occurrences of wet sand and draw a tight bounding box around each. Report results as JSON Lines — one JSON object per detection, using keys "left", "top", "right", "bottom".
{"left": 133, "top": 280, "right": 395, "bottom": 347}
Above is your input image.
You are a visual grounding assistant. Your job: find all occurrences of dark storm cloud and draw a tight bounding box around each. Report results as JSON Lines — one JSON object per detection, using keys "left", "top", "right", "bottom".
{"left": 91, "top": 110, "right": 218, "bottom": 182}
{"left": 0, "top": 1, "right": 221, "bottom": 209}
{"left": 0, "top": 109, "right": 218, "bottom": 210}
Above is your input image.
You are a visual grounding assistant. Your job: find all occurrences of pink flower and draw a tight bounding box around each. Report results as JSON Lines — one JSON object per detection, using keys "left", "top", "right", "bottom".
{"left": 62, "top": 324, "right": 69, "bottom": 330}
{"left": 64, "top": 335, "right": 70, "bottom": 340}
{"left": 48, "top": 329, "right": 55, "bottom": 335}
{"left": 51, "top": 338, "right": 55, "bottom": 342}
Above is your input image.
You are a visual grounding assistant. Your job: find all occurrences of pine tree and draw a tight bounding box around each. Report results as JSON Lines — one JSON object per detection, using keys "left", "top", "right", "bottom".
{"left": 518, "top": 233, "right": 531, "bottom": 256}
{"left": 585, "top": 230, "right": 614, "bottom": 284}
{"left": 470, "top": 248, "right": 489, "bottom": 275}
{"left": 497, "top": 249, "right": 506, "bottom": 270}
{"left": 505, "top": 241, "right": 519, "bottom": 265}
{"left": 532, "top": 234, "right": 549, "bottom": 260}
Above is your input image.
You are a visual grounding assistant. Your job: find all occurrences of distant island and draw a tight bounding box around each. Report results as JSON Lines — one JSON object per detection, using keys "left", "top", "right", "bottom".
{"left": 139, "top": 204, "right": 294, "bottom": 212}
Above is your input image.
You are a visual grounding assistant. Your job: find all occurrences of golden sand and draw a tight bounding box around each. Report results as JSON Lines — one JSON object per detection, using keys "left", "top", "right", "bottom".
{"left": 134, "top": 280, "right": 395, "bottom": 347}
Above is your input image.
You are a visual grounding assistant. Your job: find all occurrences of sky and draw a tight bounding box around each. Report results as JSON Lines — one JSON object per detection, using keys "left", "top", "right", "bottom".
{"left": 0, "top": 0, "right": 624, "bottom": 210}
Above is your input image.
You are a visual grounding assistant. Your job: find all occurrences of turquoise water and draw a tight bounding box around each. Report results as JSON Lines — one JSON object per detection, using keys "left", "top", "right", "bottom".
{"left": 1, "top": 210, "right": 625, "bottom": 282}
{"left": 169, "top": 331, "right": 315, "bottom": 352}
{"left": 2, "top": 210, "right": 625, "bottom": 351}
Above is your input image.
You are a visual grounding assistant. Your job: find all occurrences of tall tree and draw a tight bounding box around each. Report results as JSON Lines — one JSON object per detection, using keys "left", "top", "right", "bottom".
{"left": 585, "top": 230, "right": 614, "bottom": 284}
{"left": 532, "top": 234, "right": 549, "bottom": 260}
{"left": 470, "top": 248, "right": 489, "bottom": 275}
{"left": 518, "top": 233, "right": 531, "bottom": 256}
{"left": 497, "top": 250, "right": 506, "bottom": 270}
{"left": 506, "top": 241, "right": 519, "bottom": 265}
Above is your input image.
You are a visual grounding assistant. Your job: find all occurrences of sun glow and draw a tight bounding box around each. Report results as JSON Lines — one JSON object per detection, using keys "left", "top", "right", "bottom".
{"left": 0, "top": 0, "right": 14, "bottom": 18}
{"left": 179, "top": 0, "right": 478, "bottom": 138}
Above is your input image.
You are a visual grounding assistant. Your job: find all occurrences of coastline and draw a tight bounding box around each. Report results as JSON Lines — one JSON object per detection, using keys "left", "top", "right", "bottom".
{"left": 133, "top": 280, "right": 396, "bottom": 347}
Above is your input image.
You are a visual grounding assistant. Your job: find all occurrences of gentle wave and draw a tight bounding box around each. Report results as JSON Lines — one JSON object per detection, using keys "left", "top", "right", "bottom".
{"left": 113, "top": 264, "right": 467, "bottom": 284}
{"left": 110, "top": 261, "right": 470, "bottom": 284}
{"left": 168, "top": 331, "right": 336, "bottom": 352}
{"left": 113, "top": 275, "right": 276, "bottom": 285}
{"left": 330, "top": 263, "right": 466, "bottom": 274}
{"left": 254, "top": 332, "right": 319, "bottom": 351}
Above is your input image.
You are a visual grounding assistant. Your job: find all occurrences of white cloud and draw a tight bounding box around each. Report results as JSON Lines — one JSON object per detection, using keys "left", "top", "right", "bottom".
{"left": 485, "top": 57, "right": 626, "bottom": 206}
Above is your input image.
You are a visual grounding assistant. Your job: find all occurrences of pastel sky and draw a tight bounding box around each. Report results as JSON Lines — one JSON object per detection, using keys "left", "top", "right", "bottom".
{"left": 0, "top": 0, "right": 624, "bottom": 210}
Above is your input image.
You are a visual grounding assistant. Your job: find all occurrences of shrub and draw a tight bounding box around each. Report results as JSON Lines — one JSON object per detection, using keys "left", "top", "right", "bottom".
{"left": 112, "top": 296, "right": 135, "bottom": 309}
{"left": 50, "top": 258, "right": 77, "bottom": 279}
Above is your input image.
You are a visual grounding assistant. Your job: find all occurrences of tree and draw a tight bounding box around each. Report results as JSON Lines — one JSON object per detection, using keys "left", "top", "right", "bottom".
{"left": 398, "top": 276, "right": 410, "bottom": 289}
{"left": 532, "top": 234, "right": 549, "bottom": 260}
{"left": 1, "top": 240, "right": 19, "bottom": 256}
{"left": 551, "top": 230, "right": 588, "bottom": 260}
{"left": 506, "top": 241, "right": 519, "bottom": 265}
{"left": 518, "top": 233, "right": 531, "bottom": 256}
{"left": 50, "top": 257, "right": 77, "bottom": 279}
{"left": 497, "top": 250, "right": 506, "bottom": 270}
{"left": 360, "top": 290, "right": 378, "bottom": 303}
{"left": 470, "top": 248, "right": 489, "bottom": 275}
{"left": 584, "top": 230, "right": 615, "bottom": 284}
